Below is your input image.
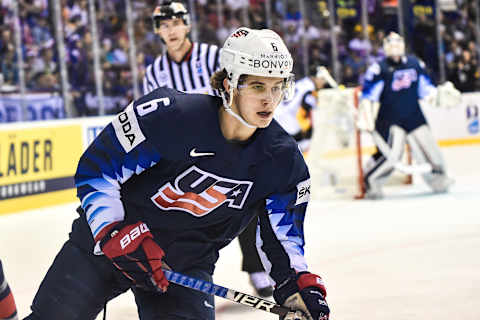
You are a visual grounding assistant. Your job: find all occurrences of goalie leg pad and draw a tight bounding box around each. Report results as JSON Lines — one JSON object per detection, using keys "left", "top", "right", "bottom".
{"left": 364, "top": 125, "right": 406, "bottom": 198}
{"left": 407, "top": 125, "right": 453, "bottom": 192}
{"left": 407, "top": 125, "right": 444, "bottom": 170}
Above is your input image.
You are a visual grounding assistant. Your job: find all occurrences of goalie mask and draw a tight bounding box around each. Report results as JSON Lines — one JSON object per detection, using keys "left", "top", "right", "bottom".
{"left": 383, "top": 32, "right": 405, "bottom": 59}
{"left": 153, "top": 1, "right": 190, "bottom": 33}
{"left": 219, "top": 27, "right": 295, "bottom": 128}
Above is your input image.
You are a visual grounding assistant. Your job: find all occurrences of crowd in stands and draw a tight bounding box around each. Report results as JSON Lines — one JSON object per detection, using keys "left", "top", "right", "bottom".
{"left": 0, "top": 0, "right": 479, "bottom": 117}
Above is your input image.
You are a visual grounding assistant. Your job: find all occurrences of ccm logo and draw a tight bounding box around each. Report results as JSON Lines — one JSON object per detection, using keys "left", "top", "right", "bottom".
{"left": 120, "top": 223, "right": 149, "bottom": 249}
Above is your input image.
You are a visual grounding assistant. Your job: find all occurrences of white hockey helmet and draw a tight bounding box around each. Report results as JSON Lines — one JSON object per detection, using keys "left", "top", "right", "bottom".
{"left": 153, "top": 1, "right": 190, "bottom": 33}
{"left": 220, "top": 27, "right": 295, "bottom": 102}
{"left": 383, "top": 32, "right": 405, "bottom": 58}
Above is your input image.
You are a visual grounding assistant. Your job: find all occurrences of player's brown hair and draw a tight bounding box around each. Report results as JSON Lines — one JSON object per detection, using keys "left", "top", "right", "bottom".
{"left": 210, "top": 70, "right": 247, "bottom": 92}
{"left": 210, "top": 69, "right": 228, "bottom": 92}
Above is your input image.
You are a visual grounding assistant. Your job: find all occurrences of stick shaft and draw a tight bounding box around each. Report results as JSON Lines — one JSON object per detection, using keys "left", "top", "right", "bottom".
{"left": 162, "top": 269, "right": 290, "bottom": 316}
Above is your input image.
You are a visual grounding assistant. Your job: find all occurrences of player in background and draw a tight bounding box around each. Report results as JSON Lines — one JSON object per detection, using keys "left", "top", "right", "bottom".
{"left": 23, "top": 27, "right": 330, "bottom": 320}
{"left": 142, "top": 1, "right": 273, "bottom": 297}
{"left": 274, "top": 66, "right": 333, "bottom": 156}
{"left": 357, "top": 32, "right": 460, "bottom": 199}
{"left": 0, "top": 260, "right": 18, "bottom": 320}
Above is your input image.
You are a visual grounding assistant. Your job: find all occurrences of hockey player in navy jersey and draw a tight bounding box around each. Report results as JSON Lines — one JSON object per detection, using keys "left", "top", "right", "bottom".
{"left": 24, "top": 28, "right": 330, "bottom": 320}
{"left": 358, "top": 32, "right": 459, "bottom": 199}
{"left": 145, "top": 0, "right": 273, "bottom": 298}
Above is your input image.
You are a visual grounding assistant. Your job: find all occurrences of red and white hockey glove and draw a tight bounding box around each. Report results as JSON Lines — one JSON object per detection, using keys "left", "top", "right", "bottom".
{"left": 96, "top": 221, "right": 169, "bottom": 292}
{"left": 273, "top": 272, "right": 329, "bottom": 320}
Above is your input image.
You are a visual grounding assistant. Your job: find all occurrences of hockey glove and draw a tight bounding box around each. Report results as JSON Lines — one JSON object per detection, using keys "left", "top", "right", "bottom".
{"left": 435, "top": 81, "right": 462, "bottom": 108}
{"left": 96, "top": 221, "right": 169, "bottom": 292}
{"left": 273, "top": 272, "right": 329, "bottom": 320}
{"left": 422, "top": 81, "right": 461, "bottom": 108}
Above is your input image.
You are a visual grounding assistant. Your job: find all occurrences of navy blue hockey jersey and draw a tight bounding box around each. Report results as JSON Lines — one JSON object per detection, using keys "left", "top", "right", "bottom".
{"left": 362, "top": 55, "right": 436, "bottom": 131}
{"left": 74, "top": 88, "right": 310, "bottom": 284}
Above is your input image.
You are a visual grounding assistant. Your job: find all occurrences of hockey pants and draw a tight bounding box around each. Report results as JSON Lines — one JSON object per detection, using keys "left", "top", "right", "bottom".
{"left": 238, "top": 218, "right": 265, "bottom": 273}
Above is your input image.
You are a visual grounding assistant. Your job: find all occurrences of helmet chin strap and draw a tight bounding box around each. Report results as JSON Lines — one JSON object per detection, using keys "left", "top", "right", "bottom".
{"left": 221, "top": 87, "right": 257, "bottom": 129}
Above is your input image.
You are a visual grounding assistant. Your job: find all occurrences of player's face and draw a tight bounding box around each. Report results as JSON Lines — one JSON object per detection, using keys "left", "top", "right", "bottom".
{"left": 234, "top": 75, "right": 285, "bottom": 128}
{"left": 157, "top": 18, "right": 190, "bottom": 51}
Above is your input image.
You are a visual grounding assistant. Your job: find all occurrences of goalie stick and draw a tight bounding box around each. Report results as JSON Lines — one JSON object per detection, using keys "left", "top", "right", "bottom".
{"left": 316, "top": 66, "right": 338, "bottom": 88}
{"left": 371, "top": 130, "right": 432, "bottom": 175}
{"left": 162, "top": 269, "right": 292, "bottom": 317}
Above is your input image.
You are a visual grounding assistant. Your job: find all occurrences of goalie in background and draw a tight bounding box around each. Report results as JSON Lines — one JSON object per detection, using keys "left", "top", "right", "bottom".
{"left": 357, "top": 32, "right": 460, "bottom": 199}
{"left": 274, "top": 66, "right": 333, "bottom": 156}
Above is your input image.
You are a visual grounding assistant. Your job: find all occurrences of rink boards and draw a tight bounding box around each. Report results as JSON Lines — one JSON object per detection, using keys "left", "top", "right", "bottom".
{"left": 0, "top": 116, "right": 112, "bottom": 214}
{"left": 1, "top": 92, "right": 479, "bottom": 214}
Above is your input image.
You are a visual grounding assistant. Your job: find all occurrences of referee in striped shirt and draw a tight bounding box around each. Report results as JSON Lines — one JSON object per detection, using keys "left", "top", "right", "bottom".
{"left": 142, "top": 1, "right": 274, "bottom": 298}
{"left": 142, "top": 1, "right": 219, "bottom": 96}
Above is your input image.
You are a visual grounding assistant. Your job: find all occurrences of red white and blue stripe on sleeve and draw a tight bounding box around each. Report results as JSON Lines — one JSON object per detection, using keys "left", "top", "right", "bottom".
{"left": 256, "top": 179, "right": 310, "bottom": 284}
{"left": 362, "top": 63, "right": 385, "bottom": 102}
{"left": 74, "top": 104, "right": 161, "bottom": 241}
{"left": 418, "top": 73, "right": 436, "bottom": 99}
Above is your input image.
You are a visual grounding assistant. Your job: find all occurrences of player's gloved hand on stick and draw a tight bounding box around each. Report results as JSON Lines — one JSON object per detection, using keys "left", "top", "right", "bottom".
{"left": 274, "top": 272, "right": 329, "bottom": 320}
{"left": 95, "top": 221, "right": 169, "bottom": 292}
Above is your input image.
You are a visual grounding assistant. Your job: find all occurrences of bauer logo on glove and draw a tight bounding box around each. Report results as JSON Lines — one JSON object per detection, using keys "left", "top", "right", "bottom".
{"left": 119, "top": 223, "right": 150, "bottom": 250}
{"left": 97, "top": 221, "right": 169, "bottom": 292}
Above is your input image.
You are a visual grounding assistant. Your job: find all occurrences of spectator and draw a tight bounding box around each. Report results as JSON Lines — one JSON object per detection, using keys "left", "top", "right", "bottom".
{"left": 413, "top": 14, "right": 435, "bottom": 62}
{"left": 2, "top": 0, "right": 480, "bottom": 119}
{"left": 367, "top": 42, "right": 385, "bottom": 66}
{"left": 0, "top": 28, "right": 13, "bottom": 55}
{"left": 31, "top": 16, "right": 52, "bottom": 46}
{"left": 348, "top": 28, "right": 372, "bottom": 58}
{"left": 451, "top": 49, "right": 479, "bottom": 92}
{"left": 30, "top": 47, "right": 57, "bottom": 79}
{"left": 31, "top": 71, "right": 58, "bottom": 92}
{"left": 1, "top": 46, "right": 18, "bottom": 85}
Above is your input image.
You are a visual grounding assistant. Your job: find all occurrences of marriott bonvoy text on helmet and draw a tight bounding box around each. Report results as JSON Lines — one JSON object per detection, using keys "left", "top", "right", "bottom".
{"left": 251, "top": 55, "right": 293, "bottom": 70}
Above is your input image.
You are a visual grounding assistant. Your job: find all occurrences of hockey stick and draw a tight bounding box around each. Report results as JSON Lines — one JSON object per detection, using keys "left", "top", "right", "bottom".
{"left": 371, "top": 130, "right": 432, "bottom": 174}
{"left": 316, "top": 66, "right": 338, "bottom": 88}
{"left": 162, "top": 269, "right": 291, "bottom": 317}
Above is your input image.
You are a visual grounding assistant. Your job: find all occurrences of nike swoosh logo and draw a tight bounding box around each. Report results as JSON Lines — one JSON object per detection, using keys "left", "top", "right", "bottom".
{"left": 190, "top": 148, "right": 215, "bottom": 157}
{"left": 204, "top": 300, "right": 214, "bottom": 309}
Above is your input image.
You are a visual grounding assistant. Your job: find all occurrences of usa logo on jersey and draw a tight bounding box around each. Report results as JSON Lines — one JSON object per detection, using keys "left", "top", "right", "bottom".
{"left": 151, "top": 166, "right": 253, "bottom": 217}
{"left": 391, "top": 69, "right": 417, "bottom": 91}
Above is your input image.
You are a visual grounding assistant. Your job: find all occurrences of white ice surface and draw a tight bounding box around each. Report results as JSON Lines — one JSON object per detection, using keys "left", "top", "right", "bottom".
{"left": 1, "top": 145, "right": 479, "bottom": 320}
